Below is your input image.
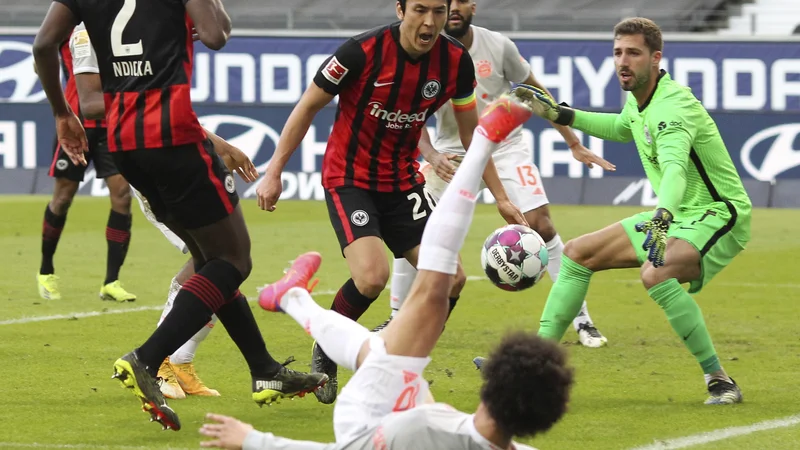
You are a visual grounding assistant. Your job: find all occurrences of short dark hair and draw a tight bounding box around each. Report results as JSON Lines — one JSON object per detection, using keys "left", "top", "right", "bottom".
{"left": 398, "top": 0, "right": 448, "bottom": 13}
{"left": 613, "top": 17, "right": 663, "bottom": 53}
{"left": 479, "top": 332, "right": 574, "bottom": 438}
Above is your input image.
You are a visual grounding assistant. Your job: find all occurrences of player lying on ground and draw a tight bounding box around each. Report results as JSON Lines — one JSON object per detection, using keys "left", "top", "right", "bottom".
{"left": 35, "top": 22, "right": 136, "bottom": 303}
{"left": 200, "top": 88, "right": 573, "bottom": 450}
{"left": 34, "top": 0, "right": 328, "bottom": 432}
{"left": 522, "top": 17, "right": 751, "bottom": 405}
{"left": 132, "top": 129, "right": 260, "bottom": 400}
{"left": 255, "top": 0, "right": 526, "bottom": 405}
{"left": 381, "top": 0, "right": 617, "bottom": 349}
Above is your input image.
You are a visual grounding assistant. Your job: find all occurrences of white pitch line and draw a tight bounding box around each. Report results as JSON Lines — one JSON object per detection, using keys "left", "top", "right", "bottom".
{"left": 628, "top": 413, "right": 800, "bottom": 449}
{"left": 3, "top": 275, "right": 796, "bottom": 327}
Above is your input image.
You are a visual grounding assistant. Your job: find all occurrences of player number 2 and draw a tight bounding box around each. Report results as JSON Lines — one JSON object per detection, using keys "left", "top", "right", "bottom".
{"left": 407, "top": 191, "right": 436, "bottom": 221}
{"left": 516, "top": 165, "right": 538, "bottom": 187}
{"left": 111, "top": 0, "right": 144, "bottom": 57}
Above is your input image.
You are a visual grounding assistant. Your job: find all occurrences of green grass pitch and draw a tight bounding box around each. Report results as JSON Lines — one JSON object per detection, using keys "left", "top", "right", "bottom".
{"left": 0, "top": 196, "right": 799, "bottom": 449}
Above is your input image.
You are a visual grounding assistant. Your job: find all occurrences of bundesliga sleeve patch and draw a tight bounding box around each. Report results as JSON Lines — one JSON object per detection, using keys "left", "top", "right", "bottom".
{"left": 72, "top": 30, "right": 92, "bottom": 59}
{"left": 322, "top": 56, "right": 349, "bottom": 86}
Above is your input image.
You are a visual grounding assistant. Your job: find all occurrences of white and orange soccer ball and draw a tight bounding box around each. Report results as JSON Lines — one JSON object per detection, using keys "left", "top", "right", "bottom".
{"left": 480, "top": 224, "right": 548, "bottom": 291}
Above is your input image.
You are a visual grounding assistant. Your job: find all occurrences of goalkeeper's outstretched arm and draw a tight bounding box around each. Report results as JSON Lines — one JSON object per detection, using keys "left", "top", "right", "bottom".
{"left": 515, "top": 85, "right": 634, "bottom": 143}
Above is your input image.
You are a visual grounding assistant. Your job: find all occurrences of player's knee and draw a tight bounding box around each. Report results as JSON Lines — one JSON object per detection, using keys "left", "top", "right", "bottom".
{"left": 451, "top": 266, "right": 467, "bottom": 296}
{"left": 352, "top": 270, "right": 389, "bottom": 298}
{"left": 563, "top": 238, "right": 592, "bottom": 268}
{"left": 525, "top": 208, "right": 557, "bottom": 243}
{"left": 237, "top": 256, "right": 253, "bottom": 280}
{"left": 49, "top": 195, "right": 74, "bottom": 216}
{"left": 109, "top": 182, "right": 132, "bottom": 211}
{"left": 640, "top": 265, "right": 670, "bottom": 290}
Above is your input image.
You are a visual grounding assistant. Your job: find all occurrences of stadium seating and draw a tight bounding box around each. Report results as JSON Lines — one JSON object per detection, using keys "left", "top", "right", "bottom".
{"left": 0, "top": 0, "right": 743, "bottom": 33}
{"left": 717, "top": 0, "right": 800, "bottom": 35}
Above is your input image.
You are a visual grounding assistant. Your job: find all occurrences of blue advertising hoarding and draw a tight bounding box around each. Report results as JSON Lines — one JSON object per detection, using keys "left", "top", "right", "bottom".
{"left": 0, "top": 33, "right": 799, "bottom": 195}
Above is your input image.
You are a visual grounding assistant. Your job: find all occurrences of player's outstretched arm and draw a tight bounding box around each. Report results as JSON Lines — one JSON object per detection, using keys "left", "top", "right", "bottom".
{"left": 519, "top": 74, "right": 616, "bottom": 171}
{"left": 256, "top": 84, "right": 334, "bottom": 211}
{"left": 200, "top": 413, "right": 335, "bottom": 450}
{"left": 185, "top": 0, "right": 232, "bottom": 50}
{"left": 517, "top": 85, "right": 634, "bottom": 144}
{"left": 32, "top": 2, "right": 87, "bottom": 165}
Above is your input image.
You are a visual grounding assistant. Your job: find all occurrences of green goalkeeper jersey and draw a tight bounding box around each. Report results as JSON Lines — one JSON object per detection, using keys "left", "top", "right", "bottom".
{"left": 571, "top": 70, "right": 751, "bottom": 240}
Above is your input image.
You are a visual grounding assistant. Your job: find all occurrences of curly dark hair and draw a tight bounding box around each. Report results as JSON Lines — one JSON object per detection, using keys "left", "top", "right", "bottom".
{"left": 479, "top": 331, "right": 574, "bottom": 438}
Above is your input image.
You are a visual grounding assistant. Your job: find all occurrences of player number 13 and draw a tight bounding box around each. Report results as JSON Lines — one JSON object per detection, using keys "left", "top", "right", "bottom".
{"left": 111, "top": 0, "right": 144, "bottom": 57}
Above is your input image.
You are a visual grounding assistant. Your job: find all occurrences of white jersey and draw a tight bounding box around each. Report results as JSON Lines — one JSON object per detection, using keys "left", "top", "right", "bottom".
{"left": 434, "top": 25, "right": 531, "bottom": 155}
{"left": 243, "top": 403, "right": 538, "bottom": 450}
{"left": 69, "top": 23, "right": 99, "bottom": 75}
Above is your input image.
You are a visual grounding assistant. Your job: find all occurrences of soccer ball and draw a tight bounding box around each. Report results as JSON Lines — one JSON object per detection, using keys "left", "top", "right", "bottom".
{"left": 480, "top": 224, "right": 548, "bottom": 291}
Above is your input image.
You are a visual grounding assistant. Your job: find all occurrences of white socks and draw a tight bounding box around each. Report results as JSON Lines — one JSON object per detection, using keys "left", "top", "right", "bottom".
{"left": 417, "top": 131, "right": 496, "bottom": 275}
{"left": 158, "top": 276, "right": 217, "bottom": 364}
{"left": 389, "top": 258, "right": 417, "bottom": 317}
{"left": 545, "top": 235, "right": 594, "bottom": 331}
{"left": 281, "top": 287, "right": 370, "bottom": 372}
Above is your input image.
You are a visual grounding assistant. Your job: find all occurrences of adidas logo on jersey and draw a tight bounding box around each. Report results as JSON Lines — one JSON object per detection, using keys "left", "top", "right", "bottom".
{"left": 254, "top": 380, "right": 283, "bottom": 391}
{"left": 368, "top": 102, "right": 427, "bottom": 130}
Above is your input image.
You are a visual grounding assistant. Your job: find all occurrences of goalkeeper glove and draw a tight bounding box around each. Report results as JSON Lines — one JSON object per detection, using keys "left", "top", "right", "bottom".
{"left": 511, "top": 84, "right": 575, "bottom": 126}
{"left": 635, "top": 208, "right": 673, "bottom": 268}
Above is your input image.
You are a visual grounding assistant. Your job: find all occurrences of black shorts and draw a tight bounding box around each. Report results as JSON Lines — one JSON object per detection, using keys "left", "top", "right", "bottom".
{"left": 49, "top": 127, "right": 119, "bottom": 181}
{"left": 325, "top": 184, "right": 436, "bottom": 258}
{"left": 111, "top": 139, "right": 239, "bottom": 230}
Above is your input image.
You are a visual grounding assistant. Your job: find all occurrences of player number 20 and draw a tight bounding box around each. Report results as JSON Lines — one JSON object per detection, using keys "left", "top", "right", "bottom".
{"left": 407, "top": 190, "right": 437, "bottom": 221}
{"left": 111, "top": 0, "right": 144, "bottom": 57}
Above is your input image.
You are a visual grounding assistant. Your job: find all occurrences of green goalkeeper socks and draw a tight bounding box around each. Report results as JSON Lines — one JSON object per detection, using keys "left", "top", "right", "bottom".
{"left": 538, "top": 255, "right": 592, "bottom": 341}
{"left": 648, "top": 278, "right": 721, "bottom": 374}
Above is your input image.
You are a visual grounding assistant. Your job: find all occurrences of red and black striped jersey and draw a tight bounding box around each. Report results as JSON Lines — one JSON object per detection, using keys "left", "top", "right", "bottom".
{"left": 54, "top": 0, "right": 206, "bottom": 152}
{"left": 59, "top": 33, "right": 104, "bottom": 129}
{"left": 314, "top": 22, "right": 477, "bottom": 193}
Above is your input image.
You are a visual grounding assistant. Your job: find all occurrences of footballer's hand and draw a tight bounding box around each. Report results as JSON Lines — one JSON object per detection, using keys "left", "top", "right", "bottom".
{"left": 512, "top": 84, "right": 559, "bottom": 121}
{"left": 497, "top": 199, "right": 529, "bottom": 227}
{"left": 256, "top": 170, "right": 282, "bottom": 212}
{"left": 199, "top": 413, "right": 252, "bottom": 450}
{"left": 218, "top": 144, "right": 259, "bottom": 183}
{"left": 429, "top": 152, "right": 459, "bottom": 183}
{"left": 635, "top": 208, "right": 673, "bottom": 267}
{"left": 569, "top": 143, "right": 616, "bottom": 171}
{"left": 56, "top": 112, "right": 88, "bottom": 166}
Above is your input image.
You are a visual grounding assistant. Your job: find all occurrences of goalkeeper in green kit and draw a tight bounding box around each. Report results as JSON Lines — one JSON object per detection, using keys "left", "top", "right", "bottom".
{"left": 519, "top": 17, "right": 751, "bottom": 405}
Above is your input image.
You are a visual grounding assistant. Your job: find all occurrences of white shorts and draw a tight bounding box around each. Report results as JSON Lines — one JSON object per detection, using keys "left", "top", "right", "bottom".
{"left": 131, "top": 188, "right": 189, "bottom": 254}
{"left": 333, "top": 335, "right": 432, "bottom": 443}
{"left": 421, "top": 147, "right": 549, "bottom": 213}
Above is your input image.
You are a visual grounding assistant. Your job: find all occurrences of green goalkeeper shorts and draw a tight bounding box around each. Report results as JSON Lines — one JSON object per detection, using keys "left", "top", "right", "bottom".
{"left": 621, "top": 204, "right": 750, "bottom": 294}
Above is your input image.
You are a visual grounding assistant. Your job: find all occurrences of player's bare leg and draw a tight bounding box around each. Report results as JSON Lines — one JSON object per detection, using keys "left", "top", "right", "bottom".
{"left": 641, "top": 238, "right": 741, "bottom": 405}
{"left": 309, "top": 236, "right": 390, "bottom": 404}
{"left": 37, "top": 178, "right": 78, "bottom": 300}
{"left": 524, "top": 204, "right": 607, "bottom": 348}
{"left": 100, "top": 174, "right": 136, "bottom": 302}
